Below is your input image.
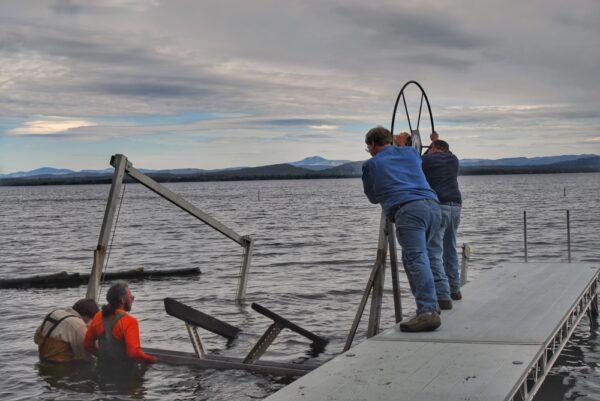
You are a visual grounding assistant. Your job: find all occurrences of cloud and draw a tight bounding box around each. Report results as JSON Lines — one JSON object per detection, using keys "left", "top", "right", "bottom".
{"left": 7, "top": 117, "right": 97, "bottom": 135}
{"left": 310, "top": 125, "right": 338, "bottom": 130}
{"left": 1, "top": 0, "right": 600, "bottom": 170}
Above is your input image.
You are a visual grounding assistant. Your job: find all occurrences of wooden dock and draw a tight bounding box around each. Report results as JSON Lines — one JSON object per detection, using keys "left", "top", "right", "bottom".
{"left": 265, "top": 262, "right": 599, "bottom": 401}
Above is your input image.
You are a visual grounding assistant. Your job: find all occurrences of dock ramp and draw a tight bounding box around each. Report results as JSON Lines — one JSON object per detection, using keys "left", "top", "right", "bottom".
{"left": 265, "top": 262, "right": 599, "bottom": 401}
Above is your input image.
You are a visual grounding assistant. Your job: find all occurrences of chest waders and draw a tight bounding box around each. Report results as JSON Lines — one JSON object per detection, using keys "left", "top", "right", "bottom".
{"left": 98, "top": 312, "right": 136, "bottom": 368}
{"left": 38, "top": 311, "right": 77, "bottom": 362}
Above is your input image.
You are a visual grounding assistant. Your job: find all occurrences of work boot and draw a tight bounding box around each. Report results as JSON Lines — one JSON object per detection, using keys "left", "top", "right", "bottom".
{"left": 399, "top": 311, "right": 441, "bottom": 332}
{"left": 438, "top": 299, "right": 453, "bottom": 310}
{"left": 451, "top": 290, "right": 462, "bottom": 301}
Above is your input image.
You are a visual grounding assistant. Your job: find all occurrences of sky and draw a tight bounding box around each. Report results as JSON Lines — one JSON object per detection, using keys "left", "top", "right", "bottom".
{"left": 1, "top": 0, "right": 599, "bottom": 173}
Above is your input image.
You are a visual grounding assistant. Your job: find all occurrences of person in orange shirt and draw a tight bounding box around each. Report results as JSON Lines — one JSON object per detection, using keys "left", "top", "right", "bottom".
{"left": 84, "top": 281, "right": 156, "bottom": 367}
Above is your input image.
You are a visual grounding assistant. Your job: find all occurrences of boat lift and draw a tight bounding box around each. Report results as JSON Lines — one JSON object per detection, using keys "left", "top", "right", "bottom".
{"left": 86, "top": 153, "right": 254, "bottom": 303}
{"left": 85, "top": 154, "right": 328, "bottom": 375}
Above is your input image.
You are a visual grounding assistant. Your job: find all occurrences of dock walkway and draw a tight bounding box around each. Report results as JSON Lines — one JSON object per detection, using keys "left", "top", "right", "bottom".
{"left": 266, "top": 262, "right": 599, "bottom": 401}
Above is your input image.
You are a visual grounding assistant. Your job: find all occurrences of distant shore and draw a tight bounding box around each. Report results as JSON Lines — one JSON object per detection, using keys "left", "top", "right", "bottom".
{"left": 1, "top": 163, "right": 599, "bottom": 187}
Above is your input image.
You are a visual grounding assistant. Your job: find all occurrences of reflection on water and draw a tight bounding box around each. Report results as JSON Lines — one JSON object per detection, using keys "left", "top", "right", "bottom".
{"left": 36, "top": 360, "right": 149, "bottom": 399}
{"left": 36, "top": 361, "right": 97, "bottom": 394}
{"left": 1, "top": 174, "right": 599, "bottom": 400}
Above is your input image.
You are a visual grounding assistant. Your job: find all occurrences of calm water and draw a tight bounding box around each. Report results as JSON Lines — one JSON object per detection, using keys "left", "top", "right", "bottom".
{"left": 0, "top": 174, "right": 599, "bottom": 401}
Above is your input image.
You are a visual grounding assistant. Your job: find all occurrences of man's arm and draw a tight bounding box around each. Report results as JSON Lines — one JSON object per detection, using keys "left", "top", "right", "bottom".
{"left": 362, "top": 162, "right": 378, "bottom": 204}
{"left": 122, "top": 317, "right": 156, "bottom": 363}
{"left": 83, "top": 320, "right": 99, "bottom": 356}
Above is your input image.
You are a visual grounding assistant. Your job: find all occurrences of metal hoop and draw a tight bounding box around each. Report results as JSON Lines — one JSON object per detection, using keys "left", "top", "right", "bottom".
{"left": 390, "top": 81, "right": 435, "bottom": 154}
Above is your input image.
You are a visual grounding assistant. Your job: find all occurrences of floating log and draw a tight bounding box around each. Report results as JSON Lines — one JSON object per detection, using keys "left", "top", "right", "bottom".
{"left": 0, "top": 267, "right": 201, "bottom": 289}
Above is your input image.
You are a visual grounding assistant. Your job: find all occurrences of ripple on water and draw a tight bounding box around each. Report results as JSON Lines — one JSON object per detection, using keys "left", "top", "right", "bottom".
{"left": 0, "top": 175, "right": 599, "bottom": 400}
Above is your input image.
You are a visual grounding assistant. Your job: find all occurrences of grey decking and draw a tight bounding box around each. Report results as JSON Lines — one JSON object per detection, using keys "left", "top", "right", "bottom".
{"left": 265, "top": 262, "right": 599, "bottom": 401}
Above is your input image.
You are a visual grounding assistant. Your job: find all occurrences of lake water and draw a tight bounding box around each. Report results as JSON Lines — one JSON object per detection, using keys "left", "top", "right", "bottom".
{"left": 0, "top": 173, "right": 599, "bottom": 401}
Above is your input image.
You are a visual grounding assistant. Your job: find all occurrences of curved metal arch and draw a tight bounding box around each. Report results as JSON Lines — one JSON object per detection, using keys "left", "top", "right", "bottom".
{"left": 390, "top": 81, "right": 435, "bottom": 154}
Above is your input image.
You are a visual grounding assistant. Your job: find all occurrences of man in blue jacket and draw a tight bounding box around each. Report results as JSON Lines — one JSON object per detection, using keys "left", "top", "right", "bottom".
{"left": 362, "top": 126, "right": 443, "bottom": 332}
{"left": 422, "top": 139, "right": 463, "bottom": 300}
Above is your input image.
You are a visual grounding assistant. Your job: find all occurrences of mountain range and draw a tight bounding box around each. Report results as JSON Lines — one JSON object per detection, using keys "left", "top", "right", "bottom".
{"left": 1, "top": 154, "right": 598, "bottom": 185}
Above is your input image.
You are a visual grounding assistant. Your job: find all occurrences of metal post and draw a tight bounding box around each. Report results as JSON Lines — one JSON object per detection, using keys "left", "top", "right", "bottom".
{"left": 86, "top": 154, "right": 127, "bottom": 301}
{"left": 236, "top": 236, "right": 254, "bottom": 302}
{"left": 367, "top": 213, "right": 388, "bottom": 338}
{"left": 460, "top": 243, "right": 471, "bottom": 287}
{"left": 566, "top": 210, "right": 571, "bottom": 263}
{"left": 524, "top": 211, "right": 528, "bottom": 263}
{"left": 387, "top": 220, "right": 402, "bottom": 322}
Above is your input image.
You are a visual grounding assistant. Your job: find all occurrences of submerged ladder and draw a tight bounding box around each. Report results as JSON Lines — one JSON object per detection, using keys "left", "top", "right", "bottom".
{"left": 145, "top": 298, "right": 328, "bottom": 376}
{"left": 265, "top": 262, "right": 599, "bottom": 401}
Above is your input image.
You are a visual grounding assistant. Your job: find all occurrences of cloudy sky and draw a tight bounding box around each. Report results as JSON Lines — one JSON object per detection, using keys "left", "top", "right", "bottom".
{"left": 1, "top": 0, "right": 599, "bottom": 173}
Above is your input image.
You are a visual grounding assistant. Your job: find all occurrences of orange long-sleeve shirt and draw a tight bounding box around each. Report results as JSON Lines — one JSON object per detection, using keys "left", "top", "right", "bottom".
{"left": 83, "top": 309, "right": 155, "bottom": 363}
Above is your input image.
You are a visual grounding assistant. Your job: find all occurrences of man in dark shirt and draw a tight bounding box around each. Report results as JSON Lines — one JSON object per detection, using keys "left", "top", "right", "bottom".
{"left": 422, "top": 140, "right": 463, "bottom": 300}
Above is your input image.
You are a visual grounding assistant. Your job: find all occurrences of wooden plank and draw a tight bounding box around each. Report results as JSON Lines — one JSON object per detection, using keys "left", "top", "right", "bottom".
{"left": 164, "top": 297, "right": 241, "bottom": 339}
{"left": 251, "top": 303, "right": 328, "bottom": 346}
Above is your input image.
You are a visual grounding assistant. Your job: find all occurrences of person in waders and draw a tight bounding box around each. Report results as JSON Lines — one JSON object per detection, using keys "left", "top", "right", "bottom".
{"left": 83, "top": 281, "right": 156, "bottom": 370}
{"left": 34, "top": 298, "right": 99, "bottom": 363}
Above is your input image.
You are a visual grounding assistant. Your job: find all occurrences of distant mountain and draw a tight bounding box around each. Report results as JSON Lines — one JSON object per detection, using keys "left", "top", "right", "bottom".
{"left": 290, "top": 156, "right": 352, "bottom": 171}
{"left": 460, "top": 154, "right": 596, "bottom": 167}
{"left": 318, "top": 161, "right": 364, "bottom": 176}
{"left": 0, "top": 167, "right": 75, "bottom": 178}
{"left": 459, "top": 155, "right": 600, "bottom": 175}
{"left": 2, "top": 154, "right": 599, "bottom": 185}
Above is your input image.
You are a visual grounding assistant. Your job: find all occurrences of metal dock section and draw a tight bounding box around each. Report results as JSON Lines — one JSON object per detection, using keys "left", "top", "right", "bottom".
{"left": 265, "top": 262, "right": 599, "bottom": 401}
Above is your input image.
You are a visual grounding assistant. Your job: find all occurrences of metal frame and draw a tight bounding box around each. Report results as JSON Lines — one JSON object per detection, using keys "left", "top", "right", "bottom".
{"left": 390, "top": 80, "right": 435, "bottom": 155}
{"left": 86, "top": 154, "right": 254, "bottom": 303}
{"left": 155, "top": 300, "right": 327, "bottom": 376}
{"left": 508, "top": 272, "right": 599, "bottom": 401}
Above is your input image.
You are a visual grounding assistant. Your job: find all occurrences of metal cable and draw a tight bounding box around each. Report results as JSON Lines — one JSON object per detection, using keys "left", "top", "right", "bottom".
{"left": 97, "top": 180, "right": 127, "bottom": 301}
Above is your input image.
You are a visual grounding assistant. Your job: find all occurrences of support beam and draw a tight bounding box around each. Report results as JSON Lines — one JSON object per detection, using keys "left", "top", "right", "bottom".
{"left": 387, "top": 220, "right": 402, "bottom": 323}
{"left": 236, "top": 236, "right": 254, "bottom": 302}
{"left": 121, "top": 159, "right": 246, "bottom": 245}
{"left": 461, "top": 243, "right": 471, "bottom": 287}
{"left": 367, "top": 213, "right": 389, "bottom": 337}
{"left": 243, "top": 322, "right": 284, "bottom": 364}
{"left": 86, "top": 154, "right": 127, "bottom": 301}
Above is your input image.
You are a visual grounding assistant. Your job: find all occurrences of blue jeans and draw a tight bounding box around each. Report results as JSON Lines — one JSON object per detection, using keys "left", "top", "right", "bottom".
{"left": 394, "top": 199, "right": 441, "bottom": 314}
{"left": 441, "top": 204, "right": 462, "bottom": 292}
{"left": 427, "top": 209, "right": 451, "bottom": 301}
